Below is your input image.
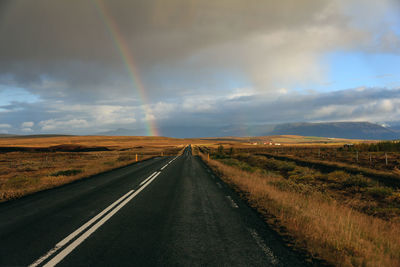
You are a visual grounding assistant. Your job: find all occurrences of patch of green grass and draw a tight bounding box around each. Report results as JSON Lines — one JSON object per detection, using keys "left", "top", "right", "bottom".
{"left": 288, "top": 166, "right": 321, "bottom": 183}
{"left": 218, "top": 158, "right": 257, "bottom": 172}
{"left": 342, "top": 174, "right": 373, "bottom": 189}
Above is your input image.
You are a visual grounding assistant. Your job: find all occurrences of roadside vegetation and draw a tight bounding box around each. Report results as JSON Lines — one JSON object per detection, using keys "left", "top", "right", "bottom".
{"left": 0, "top": 136, "right": 184, "bottom": 202}
{"left": 199, "top": 145, "right": 400, "bottom": 266}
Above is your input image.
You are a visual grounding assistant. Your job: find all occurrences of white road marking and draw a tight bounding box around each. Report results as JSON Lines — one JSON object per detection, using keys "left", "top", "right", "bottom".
{"left": 248, "top": 228, "right": 279, "bottom": 265}
{"left": 140, "top": 172, "right": 161, "bottom": 186}
{"left": 160, "top": 164, "right": 168, "bottom": 170}
{"left": 37, "top": 173, "right": 161, "bottom": 267}
{"left": 29, "top": 189, "right": 135, "bottom": 267}
{"left": 225, "top": 196, "right": 239, "bottom": 208}
{"left": 139, "top": 172, "right": 157, "bottom": 186}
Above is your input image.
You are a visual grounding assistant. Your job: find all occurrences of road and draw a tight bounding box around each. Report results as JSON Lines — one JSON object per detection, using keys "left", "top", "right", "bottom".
{"left": 0, "top": 146, "right": 306, "bottom": 266}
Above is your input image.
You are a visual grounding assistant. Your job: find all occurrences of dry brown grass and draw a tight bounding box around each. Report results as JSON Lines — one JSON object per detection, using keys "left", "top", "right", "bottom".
{"left": 0, "top": 136, "right": 191, "bottom": 202}
{"left": 200, "top": 153, "right": 400, "bottom": 266}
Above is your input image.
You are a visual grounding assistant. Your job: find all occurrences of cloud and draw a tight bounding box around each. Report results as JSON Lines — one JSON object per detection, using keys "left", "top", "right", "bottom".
{"left": 1, "top": 0, "right": 398, "bottom": 98}
{"left": 21, "top": 121, "right": 34, "bottom": 128}
{"left": 21, "top": 127, "right": 33, "bottom": 133}
{"left": 0, "top": 123, "right": 11, "bottom": 128}
{"left": 39, "top": 119, "right": 89, "bottom": 132}
{"left": 1, "top": 0, "right": 400, "bottom": 136}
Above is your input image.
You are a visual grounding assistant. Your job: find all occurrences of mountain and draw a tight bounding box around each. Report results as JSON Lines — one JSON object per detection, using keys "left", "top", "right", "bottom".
{"left": 0, "top": 134, "right": 18, "bottom": 138}
{"left": 96, "top": 122, "right": 400, "bottom": 140}
{"left": 96, "top": 128, "right": 147, "bottom": 136}
{"left": 269, "top": 122, "right": 400, "bottom": 140}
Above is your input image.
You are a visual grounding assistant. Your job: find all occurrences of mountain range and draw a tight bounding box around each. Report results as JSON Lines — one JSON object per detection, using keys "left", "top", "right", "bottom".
{"left": 97, "top": 122, "right": 400, "bottom": 140}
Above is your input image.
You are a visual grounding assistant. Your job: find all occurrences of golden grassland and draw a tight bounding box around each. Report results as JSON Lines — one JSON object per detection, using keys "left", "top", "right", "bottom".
{"left": 0, "top": 136, "right": 197, "bottom": 202}
{"left": 0, "top": 135, "right": 207, "bottom": 148}
{"left": 197, "top": 147, "right": 400, "bottom": 266}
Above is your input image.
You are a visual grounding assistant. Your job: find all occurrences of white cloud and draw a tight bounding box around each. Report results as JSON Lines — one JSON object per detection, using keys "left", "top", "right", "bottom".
{"left": 39, "top": 119, "right": 89, "bottom": 131}
{"left": 0, "top": 123, "right": 11, "bottom": 128}
{"left": 21, "top": 128, "right": 33, "bottom": 133}
{"left": 21, "top": 121, "right": 34, "bottom": 128}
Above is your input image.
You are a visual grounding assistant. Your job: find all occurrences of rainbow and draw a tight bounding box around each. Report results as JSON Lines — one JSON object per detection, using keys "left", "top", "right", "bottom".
{"left": 92, "top": 0, "right": 159, "bottom": 136}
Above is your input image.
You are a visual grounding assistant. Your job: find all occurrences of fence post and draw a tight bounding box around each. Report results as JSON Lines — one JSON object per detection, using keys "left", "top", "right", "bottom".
{"left": 136, "top": 154, "right": 138, "bottom": 162}
{"left": 356, "top": 151, "right": 358, "bottom": 163}
{"left": 385, "top": 153, "right": 388, "bottom": 166}
{"left": 207, "top": 153, "right": 210, "bottom": 161}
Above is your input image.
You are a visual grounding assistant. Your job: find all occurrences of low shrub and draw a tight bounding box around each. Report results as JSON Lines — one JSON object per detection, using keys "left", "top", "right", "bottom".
{"left": 325, "top": 171, "right": 351, "bottom": 183}
{"left": 367, "top": 187, "right": 393, "bottom": 199}
{"left": 51, "top": 169, "right": 83, "bottom": 177}
{"left": 288, "top": 166, "right": 319, "bottom": 183}
{"left": 218, "top": 158, "right": 257, "bottom": 172}
{"left": 342, "top": 174, "right": 372, "bottom": 189}
{"left": 117, "top": 155, "right": 133, "bottom": 161}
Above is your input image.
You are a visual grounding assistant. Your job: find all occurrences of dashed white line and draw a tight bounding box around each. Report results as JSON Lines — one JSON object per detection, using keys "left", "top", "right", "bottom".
{"left": 225, "top": 196, "right": 239, "bottom": 208}
{"left": 248, "top": 228, "right": 279, "bottom": 265}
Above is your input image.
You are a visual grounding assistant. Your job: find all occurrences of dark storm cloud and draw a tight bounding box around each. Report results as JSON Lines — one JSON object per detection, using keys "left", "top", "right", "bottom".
{"left": 1, "top": 0, "right": 399, "bottom": 135}
{"left": 0, "top": 0, "right": 330, "bottom": 95}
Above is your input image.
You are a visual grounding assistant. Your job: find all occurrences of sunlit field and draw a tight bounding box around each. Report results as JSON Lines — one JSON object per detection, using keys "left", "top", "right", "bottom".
{"left": 196, "top": 140, "right": 400, "bottom": 266}
{"left": 0, "top": 136, "right": 195, "bottom": 201}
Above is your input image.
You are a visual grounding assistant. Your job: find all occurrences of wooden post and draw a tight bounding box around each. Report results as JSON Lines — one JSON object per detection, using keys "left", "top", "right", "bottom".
{"left": 385, "top": 153, "right": 388, "bottom": 166}
{"left": 136, "top": 154, "right": 138, "bottom": 162}
{"left": 356, "top": 151, "right": 358, "bottom": 163}
{"left": 161, "top": 151, "right": 163, "bottom": 157}
{"left": 207, "top": 153, "right": 210, "bottom": 161}
{"left": 369, "top": 153, "right": 372, "bottom": 164}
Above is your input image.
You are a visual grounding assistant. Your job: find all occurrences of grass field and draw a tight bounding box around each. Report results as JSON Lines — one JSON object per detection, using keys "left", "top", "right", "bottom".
{"left": 0, "top": 136, "right": 196, "bottom": 202}
{"left": 0, "top": 134, "right": 370, "bottom": 202}
{"left": 197, "top": 143, "right": 400, "bottom": 266}
{"left": 3, "top": 134, "right": 398, "bottom": 265}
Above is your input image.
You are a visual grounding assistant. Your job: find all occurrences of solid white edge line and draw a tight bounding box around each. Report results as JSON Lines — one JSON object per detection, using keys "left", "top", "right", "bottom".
{"left": 139, "top": 172, "right": 157, "bottom": 186}
{"left": 42, "top": 172, "right": 161, "bottom": 267}
{"left": 29, "top": 189, "right": 135, "bottom": 267}
{"left": 152, "top": 172, "right": 161, "bottom": 180}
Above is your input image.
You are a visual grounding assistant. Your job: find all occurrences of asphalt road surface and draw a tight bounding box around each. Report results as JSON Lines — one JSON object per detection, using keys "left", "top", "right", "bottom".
{"left": 0, "top": 146, "right": 307, "bottom": 266}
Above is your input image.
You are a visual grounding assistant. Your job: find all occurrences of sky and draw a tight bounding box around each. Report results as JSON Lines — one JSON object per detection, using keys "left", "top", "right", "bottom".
{"left": 0, "top": 0, "right": 399, "bottom": 137}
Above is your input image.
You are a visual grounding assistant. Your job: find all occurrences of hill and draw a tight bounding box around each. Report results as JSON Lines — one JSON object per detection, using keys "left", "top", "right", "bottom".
{"left": 269, "top": 122, "right": 399, "bottom": 140}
